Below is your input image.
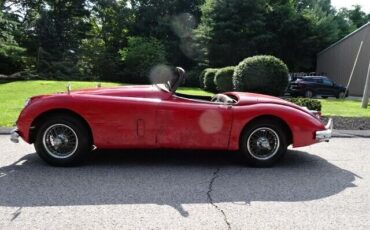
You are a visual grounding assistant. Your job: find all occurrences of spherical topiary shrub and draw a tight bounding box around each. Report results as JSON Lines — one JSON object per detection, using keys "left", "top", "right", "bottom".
{"left": 233, "top": 55, "right": 289, "bottom": 96}
{"left": 203, "top": 68, "right": 218, "bottom": 92}
{"left": 214, "top": 66, "right": 235, "bottom": 92}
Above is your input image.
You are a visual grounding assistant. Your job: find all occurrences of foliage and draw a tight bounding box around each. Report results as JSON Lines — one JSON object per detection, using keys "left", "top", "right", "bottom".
{"left": 194, "top": 0, "right": 267, "bottom": 67}
{"left": 214, "top": 66, "right": 234, "bottom": 92}
{"left": 203, "top": 68, "right": 218, "bottom": 92}
{"left": 33, "top": 1, "right": 92, "bottom": 79}
{"left": 1, "top": 0, "right": 370, "bottom": 80}
{"left": 233, "top": 55, "right": 289, "bottom": 96}
{"left": 198, "top": 69, "right": 208, "bottom": 89}
{"left": 0, "top": 11, "right": 26, "bottom": 74}
{"left": 119, "top": 36, "right": 167, "bottom": 83}
{"left": 286, "top": 98, "right": 322, "bottom": 111}
{"left": 184, "top": 69, "right": 200, "bottom": 87}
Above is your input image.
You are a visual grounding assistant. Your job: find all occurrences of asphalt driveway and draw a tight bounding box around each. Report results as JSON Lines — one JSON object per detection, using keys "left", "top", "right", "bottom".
{"left": 0, "top": 136, "right": 369, "bottom": 229}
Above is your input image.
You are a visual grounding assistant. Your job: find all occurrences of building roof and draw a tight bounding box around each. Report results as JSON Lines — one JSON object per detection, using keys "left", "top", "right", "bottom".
{"left": 318, "top": 22, "right": 370, "bottom": 56}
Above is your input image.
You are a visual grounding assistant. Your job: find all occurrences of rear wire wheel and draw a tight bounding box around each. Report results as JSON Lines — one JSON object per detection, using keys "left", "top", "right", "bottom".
{"left": 240, "top": 119, "right": 288, "bottom": 167}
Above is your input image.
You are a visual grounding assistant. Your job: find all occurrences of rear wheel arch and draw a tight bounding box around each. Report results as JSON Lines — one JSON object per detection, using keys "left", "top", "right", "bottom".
{"left": 240, "top": 115, "right": 293, "bottom": 146}
{"left": 239, "top": 115, "right": 293, "bottom": 167}
{"left": 29, "top": 109, "right": 93, "bottom": 144}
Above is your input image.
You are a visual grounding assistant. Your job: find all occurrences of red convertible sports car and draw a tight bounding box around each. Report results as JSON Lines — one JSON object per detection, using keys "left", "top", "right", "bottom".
{"left": 10, "top": 67, "right": 333, "bottom": 167}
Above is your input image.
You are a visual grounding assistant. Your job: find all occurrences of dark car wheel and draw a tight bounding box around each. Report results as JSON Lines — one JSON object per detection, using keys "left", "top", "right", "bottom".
{"left": 304, "top": 90, "right": 314, "bottom": 98}
{"left": 240, "top": 119, "right": 288, "bottom": 167}
{"left": 35, "top": 115, "right": 91, "bottom": 166}
{"left": 336, "top": 91, "right": 345, "bottom": 99}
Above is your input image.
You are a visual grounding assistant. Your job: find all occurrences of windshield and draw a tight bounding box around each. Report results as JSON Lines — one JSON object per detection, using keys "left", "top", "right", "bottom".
{"left": 154, "top": 67, "right": 184, "bottom": 93}
{"left": 155, "top": 82, "right": 171, "bottom": 92}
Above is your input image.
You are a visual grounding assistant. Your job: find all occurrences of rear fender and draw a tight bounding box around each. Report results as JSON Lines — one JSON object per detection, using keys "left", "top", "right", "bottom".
{"left": 228, "top": 104, "right": 325, "bottom": 150}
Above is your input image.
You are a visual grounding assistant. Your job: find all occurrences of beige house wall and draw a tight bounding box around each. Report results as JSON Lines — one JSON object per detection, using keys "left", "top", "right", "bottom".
{"left": 316, "top": 23, "right": 370, "bottom": 96}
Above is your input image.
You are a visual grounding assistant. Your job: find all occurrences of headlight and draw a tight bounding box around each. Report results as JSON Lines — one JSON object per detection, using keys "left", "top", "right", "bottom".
{"left": 24, "top": 98, "right": 31, "bottom": 108}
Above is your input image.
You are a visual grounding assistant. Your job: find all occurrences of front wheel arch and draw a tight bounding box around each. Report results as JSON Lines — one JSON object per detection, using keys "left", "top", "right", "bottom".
{"left": 29, "top": 109, "right": 93, "bottom": 144}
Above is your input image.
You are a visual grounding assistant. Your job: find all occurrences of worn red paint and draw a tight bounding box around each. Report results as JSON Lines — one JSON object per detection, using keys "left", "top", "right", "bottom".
{"left": 16, "top": 85, "right": 326, "bottom": 150}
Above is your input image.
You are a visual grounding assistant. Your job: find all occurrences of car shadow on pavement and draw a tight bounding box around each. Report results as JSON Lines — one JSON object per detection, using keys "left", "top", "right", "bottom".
{"left": 0, "top": 149, "right": 359, "bottom": 217}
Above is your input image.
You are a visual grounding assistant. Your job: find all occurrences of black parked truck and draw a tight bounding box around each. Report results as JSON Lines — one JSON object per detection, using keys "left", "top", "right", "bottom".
{"left": 286, "top": 76, "right": 348, "bottom": 99}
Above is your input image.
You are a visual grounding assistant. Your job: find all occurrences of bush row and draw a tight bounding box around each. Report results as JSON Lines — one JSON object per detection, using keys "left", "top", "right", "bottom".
{"left": 198, "top": 55, "right": 289, "bottom": 96}
{"left": 285, "top": 98, "right": 322, "bottom": 111}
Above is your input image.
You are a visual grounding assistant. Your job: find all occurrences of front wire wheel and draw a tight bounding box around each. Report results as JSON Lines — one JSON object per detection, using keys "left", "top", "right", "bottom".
{"left": 241, "top": 119, "right": 288, "bottom": 167}
{"left": 35, "top": 115, "right": 91, "bottom": 166}
{"left": 42, "top": 124, "right": 79, "bottom": 159}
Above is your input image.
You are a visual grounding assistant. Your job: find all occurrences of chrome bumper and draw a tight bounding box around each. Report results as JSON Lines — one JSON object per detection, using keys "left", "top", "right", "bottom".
{"left": 315, "top": 118, "right": 333, "bottom": 142}
{"left": 10, "top": 128, "right": 20, "bottom": 143}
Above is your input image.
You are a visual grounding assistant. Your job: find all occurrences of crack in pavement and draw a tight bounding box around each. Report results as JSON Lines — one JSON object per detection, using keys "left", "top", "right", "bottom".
{"left": 11, "top": 207, "right": 22, "bottom": 221}
{"left": 207, "top": 168, "right": 231, "bottom": 230}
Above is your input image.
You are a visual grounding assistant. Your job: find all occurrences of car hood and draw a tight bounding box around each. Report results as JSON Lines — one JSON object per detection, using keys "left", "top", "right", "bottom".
{"left": 227, "top": 92, "right": 314, "bottom": 114}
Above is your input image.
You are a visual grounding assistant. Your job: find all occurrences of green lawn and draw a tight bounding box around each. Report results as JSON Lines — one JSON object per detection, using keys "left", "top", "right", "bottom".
{"left": 0, "top": 80, "right": 369, "bottom": 127}
{"left": 319, "top": 99, "right": 370, "bottom": 117}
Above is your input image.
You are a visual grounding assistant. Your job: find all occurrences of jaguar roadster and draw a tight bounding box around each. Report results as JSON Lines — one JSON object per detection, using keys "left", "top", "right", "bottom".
{"left": 10, "top": 67, "right": 333, "bottom": 167}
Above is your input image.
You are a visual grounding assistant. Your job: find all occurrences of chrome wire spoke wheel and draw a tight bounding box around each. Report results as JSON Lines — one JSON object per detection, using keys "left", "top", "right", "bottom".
{"left": 42, "top": 124, "right": 79, "bottom": 159}
{"left": 247, "top": 127, "right": 280, "bottom": 161}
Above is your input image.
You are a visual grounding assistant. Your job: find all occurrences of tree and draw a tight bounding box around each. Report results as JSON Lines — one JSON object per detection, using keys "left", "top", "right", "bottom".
{"left": 0, "top": 9, "right": 26, "bottom": 74}
{"left": 128, "top": 0, "right": 204, "bottom": 71}
{"left": 79, "top": 0, "right": 133, "bottom": 81}
{"left": 119, "top": 36, "right": 167, "bottom": 83}
{"left": 194, "top": 0, "right": 268, "bottom": 67}
{"left": 32, "top": 0, "right": 92, "bottom": 78}
{"left": 346, "top": 5, "right": 369, "bottom": 28}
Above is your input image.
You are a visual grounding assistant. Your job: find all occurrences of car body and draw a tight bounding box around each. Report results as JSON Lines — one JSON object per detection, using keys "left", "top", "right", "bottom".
{"left": 286, "top": 76, "right": 347, "bottom": 98}
{"left": 11, "top": 68, "right": 333, "bottom": 167}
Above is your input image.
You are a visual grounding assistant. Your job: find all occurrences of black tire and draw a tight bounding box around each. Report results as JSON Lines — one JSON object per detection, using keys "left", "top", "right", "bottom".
{"left": 240, "top": 119, "right": 288, "bottom": 167}
{"left": 336, "top": 91, "right": 345, "bottom": 99}
{"left": 304, "top": 89, "right": 314, "bottom": 98}
{"left": 34, "top": 115, "right": 92, "bottom": 166}
{"left": 322, "top": 96, "right": 328, "bottom": 99}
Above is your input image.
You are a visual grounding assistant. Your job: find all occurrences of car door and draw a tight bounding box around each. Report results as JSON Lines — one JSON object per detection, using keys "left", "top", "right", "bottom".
{"left": 312, "top": 78, "right": 325, "bottom": 95}
{"left": 84, "top": 96, "right": 160, "bottom": 149}
{"left": 156, "top": 96, "right": 233, "bottom": 150}
{"left": 321, "top": 78, "right": 335, "bottom": 96}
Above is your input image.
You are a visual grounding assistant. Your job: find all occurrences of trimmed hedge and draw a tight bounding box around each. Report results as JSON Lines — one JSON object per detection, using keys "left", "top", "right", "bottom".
{"left": 203, "top": 68, "right": 218, "bottom": 92}
{"left": 198, "top": 69, "right": 208, "bottom": 89}
{"left": 214, "top": 66, "right": 235, "bottom": 92}
{"left": 286, "top": 98, "right": 322, "bottom": 111}
{"left": 233, "top": 55, "right": 289, "bottom": 96}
